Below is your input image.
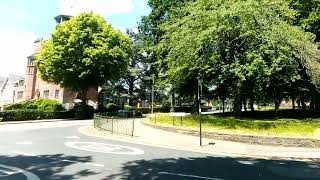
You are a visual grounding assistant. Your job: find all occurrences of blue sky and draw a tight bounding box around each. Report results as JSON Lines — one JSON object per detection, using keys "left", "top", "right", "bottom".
{"left": 0, "top": 0, "right": 150, "bottom": 76}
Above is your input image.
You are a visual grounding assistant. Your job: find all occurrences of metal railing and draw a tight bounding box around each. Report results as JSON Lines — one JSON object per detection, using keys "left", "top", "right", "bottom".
{"left": 94, "top": 112, "right": 135, "bottom": 136}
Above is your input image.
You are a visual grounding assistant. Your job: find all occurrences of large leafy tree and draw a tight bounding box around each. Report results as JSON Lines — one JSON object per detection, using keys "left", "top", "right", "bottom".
{"left": 36, "top": 13, "right": 132, "bottom": 104}
{"left": 158, "top": 0, "right": 320, "bottom": 116}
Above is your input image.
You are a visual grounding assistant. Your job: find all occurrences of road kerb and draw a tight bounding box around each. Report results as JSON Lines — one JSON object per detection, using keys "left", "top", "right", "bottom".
{"left": 78, "top": 125, "right": 319, "bottom": 162}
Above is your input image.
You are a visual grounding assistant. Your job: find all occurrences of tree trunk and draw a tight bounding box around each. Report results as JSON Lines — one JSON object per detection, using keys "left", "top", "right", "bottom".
{"left": 243, "top": 97, "right": 247, "bottom": 112}
{"left": 292, "top": 98, "right": 295, "bottom": 110}
{"left": 274, "top": 90, "right": 280, "bottom": 118}
{"left": 310, "top": 94, "right": 315, "bottom": 110}
{"left": 250, "top": 94, "right": 254, "bottom": 112}
{"left": 301, "top": 94, "right": 306, "bottom": 111}
{"left": 314, "top": 90, "right": 320, "bottom": 112}
{"left": 171, "top": 93, "right": 175, "bottom": 112}
{"left": 222, "top": 100, "right": 225, "bottom": 114}
{"left": 233, "top": 80, "right": 242, "bottom": 118}
{"left": 128, "top": 81, "right": 134, "bottom": 106}
{"left": 80, "top": 89, "right": 88, "bottom": 106}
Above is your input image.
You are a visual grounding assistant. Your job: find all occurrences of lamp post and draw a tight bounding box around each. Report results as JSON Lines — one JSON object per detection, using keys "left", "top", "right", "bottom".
{"left": 198, "top": 78, "right": 203, "bottom": 146}
{"left": 151, "top": 74, "right": 155, "bottom": 115}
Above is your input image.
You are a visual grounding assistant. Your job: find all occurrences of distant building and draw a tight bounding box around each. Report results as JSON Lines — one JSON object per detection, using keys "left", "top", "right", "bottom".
{"left": 0, "top": 14, "right": 98, "bottom": 110}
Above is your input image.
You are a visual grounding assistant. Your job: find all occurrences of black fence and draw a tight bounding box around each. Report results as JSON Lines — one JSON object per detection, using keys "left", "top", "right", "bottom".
{"left": 94, "top": 112, "right": 135, "bottom": 136}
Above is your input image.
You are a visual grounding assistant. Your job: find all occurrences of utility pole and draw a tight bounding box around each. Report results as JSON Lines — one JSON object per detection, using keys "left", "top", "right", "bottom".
{"left": 151, "top": 74, "right": 155, "bottom": 114}
{"left": 198, "top": 78, "right": 202, "bottom": 146}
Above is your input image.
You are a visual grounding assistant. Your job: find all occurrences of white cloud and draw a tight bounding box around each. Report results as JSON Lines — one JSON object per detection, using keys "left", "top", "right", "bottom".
{"left": 59, "top": 0, "right": 135, "bottom": 16}
{"left": 0, "top": 29, "right": 36, "bottom": 76}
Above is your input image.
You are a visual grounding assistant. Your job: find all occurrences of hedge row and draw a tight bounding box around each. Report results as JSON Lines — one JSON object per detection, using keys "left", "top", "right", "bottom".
{"left": 135, "top": 106, "right": 209, "bottom": 114}
{"left": 0, "top": 110, "right": 74, "bottom": 122}
{"left": 5, "top": 99, "right": 64, "bottom": 111}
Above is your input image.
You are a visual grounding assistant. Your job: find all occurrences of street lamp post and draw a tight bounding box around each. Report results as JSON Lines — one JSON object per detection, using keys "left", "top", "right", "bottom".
{"left": 151, "top": 74, "right": 155, "bottom": 115}
{"left": 198, "top": 78, "right": 203, "bottom": 146}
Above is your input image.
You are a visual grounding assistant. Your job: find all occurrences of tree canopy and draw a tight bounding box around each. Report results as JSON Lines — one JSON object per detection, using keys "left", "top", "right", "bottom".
{"left": 36, "top": 13, "right": 132, "bottom": 102}
{"left": 153, "top": 0, "right": 320, "bottom": 115}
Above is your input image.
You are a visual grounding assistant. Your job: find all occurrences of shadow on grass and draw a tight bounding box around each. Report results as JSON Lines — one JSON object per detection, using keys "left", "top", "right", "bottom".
{"left": 0, "top": 154, "right": 98, "bottom": 179}
{"left": 105, "top": 156, "right": 320, "bottom": 180}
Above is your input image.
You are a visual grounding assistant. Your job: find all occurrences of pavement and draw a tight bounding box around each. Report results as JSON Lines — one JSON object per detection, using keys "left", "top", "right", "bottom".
{"left": 82, "top": 118, "right": 320, "bottom": 161}
{"left": 0, "top": 120, "right": 319, "bottom": 179}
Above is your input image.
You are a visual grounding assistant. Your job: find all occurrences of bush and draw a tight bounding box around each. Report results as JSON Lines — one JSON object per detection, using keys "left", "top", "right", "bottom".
{"left": 73, "top": 104, "right": 94, "bottom": 119}
{"left": 124, "top": 104, "right": 132, "bottom": 110}
{"left": 5, "top": 99, "right": 64, "bottom": 111}
{"left": 0, "top": 110, "right": 74, "bottom": 122}
{"left": 106, "top": 103, "right": 119, "bottom": 112}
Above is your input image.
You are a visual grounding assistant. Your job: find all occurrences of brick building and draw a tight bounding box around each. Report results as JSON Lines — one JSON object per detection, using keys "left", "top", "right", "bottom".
{"left": 0, "top": 14, "right": 98, "bottom": 110}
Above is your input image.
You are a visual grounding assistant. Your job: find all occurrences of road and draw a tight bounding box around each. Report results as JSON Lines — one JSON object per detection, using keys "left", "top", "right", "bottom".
{"left": 0, "top": 120, "right": 319, "bottom": 180}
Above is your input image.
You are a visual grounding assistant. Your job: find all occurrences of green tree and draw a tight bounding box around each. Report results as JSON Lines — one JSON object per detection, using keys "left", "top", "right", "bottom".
{"left": 36, "top": 13, "right": 132, "bottom": 105}
{"left": 158, "top": 0, "right": 320, "bottom": 117}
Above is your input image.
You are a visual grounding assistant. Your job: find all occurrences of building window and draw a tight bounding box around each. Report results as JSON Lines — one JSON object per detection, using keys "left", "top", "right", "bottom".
{"left": 54, "top": 90, "right": 60, "bottom": 99}
{"left": 43, "top": 90, "right": 49, "bottom": 98}
{"left": 17, "top": 91, "right": 23, "bottom": 99}
{"left": 18, "top": 80, "right": 24, "bottom": 87}
{"left": 27, "top": 57, "right": 34, "bottom": 66}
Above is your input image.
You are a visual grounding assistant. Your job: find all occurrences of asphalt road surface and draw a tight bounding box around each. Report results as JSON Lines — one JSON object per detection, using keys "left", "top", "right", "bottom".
{"left": 0, "top": 120, "right": 319, "bottom": 180}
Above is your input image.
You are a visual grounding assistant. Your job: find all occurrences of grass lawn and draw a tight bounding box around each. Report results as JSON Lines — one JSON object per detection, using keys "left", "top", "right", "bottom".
{"left": 145, "top": 112, "right": 320, "bottom": 139}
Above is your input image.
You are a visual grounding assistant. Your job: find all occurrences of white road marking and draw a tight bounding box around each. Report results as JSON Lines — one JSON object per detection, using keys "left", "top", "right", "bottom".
{"left": 65, "top": 141, "right": 144, "bottom": 155}
{"left": 0, "top": 164, "right": 40, "bottom": 180}
{"left": 66, "top": 136, "right": 80, "bottom": 139}
{"left": 158, "top": 172, "right": 223, "bottom": 180}
{"left": 16, "top": 141, "right": 33, "bottom": 145}
{"left": 237, "top": 160, "right": 258, "bottom": 165}
{"left": 12, "top": 150, "right": 36, "bottom": 157}
{"left": 85, "top": 162, "right": 105, "bottom": 167}
{"left": 61, "top": 159, "right": 104, "bottom": 167}
{"left": 0, "top": 169, "right": 20, "bottom": 176}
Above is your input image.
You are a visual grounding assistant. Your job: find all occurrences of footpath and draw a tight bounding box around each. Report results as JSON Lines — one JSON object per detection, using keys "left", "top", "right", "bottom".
{"left": 80, "top": 118, "right": 320, "bottom": 161}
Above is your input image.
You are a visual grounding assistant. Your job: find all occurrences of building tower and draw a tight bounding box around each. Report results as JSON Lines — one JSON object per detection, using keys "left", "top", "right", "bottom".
{"left": 24, "top": 39, "right": 42, "bottom": 100}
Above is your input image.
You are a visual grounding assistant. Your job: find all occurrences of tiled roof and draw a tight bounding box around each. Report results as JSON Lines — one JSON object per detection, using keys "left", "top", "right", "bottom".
{"left": 8, "top": 74, "right": 24, "bottom": 86}
{"left": 8, "top": 74, "right": 24, "bottom": 82}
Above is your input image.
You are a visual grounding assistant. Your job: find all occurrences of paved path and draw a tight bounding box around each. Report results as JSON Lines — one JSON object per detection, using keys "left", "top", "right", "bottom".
{"left": 83, "top": 118, "right": 320, "bottom": 160}
{"left": 0, "top": 120, "right": 319, "bottom": 179}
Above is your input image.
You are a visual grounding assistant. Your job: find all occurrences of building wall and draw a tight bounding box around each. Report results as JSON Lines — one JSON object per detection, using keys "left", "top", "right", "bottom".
{"left": 34, "top": 76, "right": 64, "bottom": 103}
{"left": 0, "top": 81, "right": 14, "bottom": 105}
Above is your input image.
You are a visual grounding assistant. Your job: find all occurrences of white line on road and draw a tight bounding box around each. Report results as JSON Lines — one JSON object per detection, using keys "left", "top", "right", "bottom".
{"left": 61, "top": 159, "right": 104, "bottom": 167}
{"left": 158, "top": 172, "right": 223, "bottom": 180}
{"left": 66, "top": 136, "right": 80, "bottom": 139}
{"left": 0, "top": 164, "right": 40, "bottom": 180}
{"left": 84, "top": 162, "right": 105, "bottom": 167}
{"left": 12, "top": 150, "right": 36, "bottom": 157}
{"left": 16, "top": 141, "right": 33, "bottom": 145}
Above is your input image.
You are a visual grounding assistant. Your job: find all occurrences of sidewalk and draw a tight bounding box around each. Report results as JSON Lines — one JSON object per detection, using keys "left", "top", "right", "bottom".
{"left": 80, "top": 119, "right": 320, "bottom": 161}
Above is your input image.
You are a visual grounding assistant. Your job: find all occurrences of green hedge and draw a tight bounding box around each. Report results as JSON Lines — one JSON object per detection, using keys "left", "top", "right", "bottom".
{"left": 136, "top": 106, "right": 209, "bottom": 114}
{"left": 0, "top": 110, "right": 74, "bottom": 122}
{"left": 5, "top": 99, "right": 64, "bottom": 111}
{"left": 73, "top": 104, "right": 94, "bottom": 119}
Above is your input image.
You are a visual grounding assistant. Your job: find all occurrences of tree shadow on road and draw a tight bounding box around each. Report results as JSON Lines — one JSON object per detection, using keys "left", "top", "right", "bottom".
{"left": 0, "top": 154, "right": 98, "bottom": 179}
{"left": 105, "top": 156, "right": 320, "bottom": 180}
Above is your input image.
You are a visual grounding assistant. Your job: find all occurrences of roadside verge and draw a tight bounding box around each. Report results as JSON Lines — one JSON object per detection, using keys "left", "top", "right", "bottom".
{"left": 79, "top": 119, "right": 320, "bottom": 161}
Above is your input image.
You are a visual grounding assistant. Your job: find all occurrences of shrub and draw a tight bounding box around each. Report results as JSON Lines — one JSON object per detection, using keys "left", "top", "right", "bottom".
{"left": 106, "top": 103, "right": 119, "bottom": 112}
{"left": 5, "top": 99, "right": 64, "bottom": 111}
{"left": 73, "top": 104, "right": 94, "bottom": 119}
{"left": 0, "top": 110, "right": 74, "bottom": 122}
{"left": 124, "top": 104, "right": 132, "bottom": 110}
